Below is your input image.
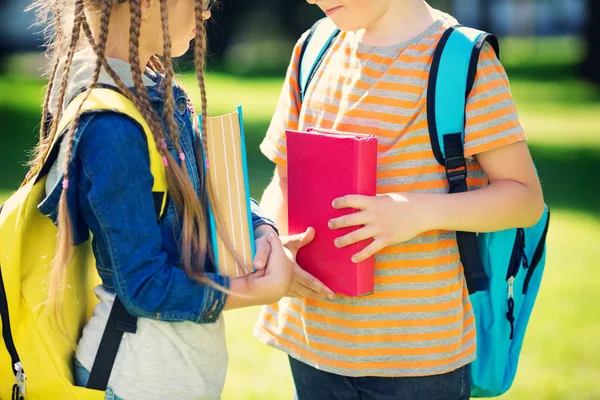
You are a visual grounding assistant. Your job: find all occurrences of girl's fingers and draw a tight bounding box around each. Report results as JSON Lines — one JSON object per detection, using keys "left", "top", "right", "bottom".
{"left": 253, "top": 237, "right": 271, "bottom": 270}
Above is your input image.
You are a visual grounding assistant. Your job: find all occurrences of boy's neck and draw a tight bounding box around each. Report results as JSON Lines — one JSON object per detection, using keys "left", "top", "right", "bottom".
{"left": 358, "top": 0, "right": 439, "bottom": 47}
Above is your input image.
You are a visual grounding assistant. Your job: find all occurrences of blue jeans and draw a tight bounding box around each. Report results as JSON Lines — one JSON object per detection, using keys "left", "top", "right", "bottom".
{"left": 73, "top": 357, "right": 125, "bottom": 400}
{"left": 289, "top": 357, "right": 471, "bottom": 400}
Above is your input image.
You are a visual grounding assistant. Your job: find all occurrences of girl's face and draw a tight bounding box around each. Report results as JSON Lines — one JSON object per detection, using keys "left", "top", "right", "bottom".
{"left": 142, "top": 0, "right": 211, "bottom": 57}
{"left": 306, "top": 0, "right": 393, "bottom": 31}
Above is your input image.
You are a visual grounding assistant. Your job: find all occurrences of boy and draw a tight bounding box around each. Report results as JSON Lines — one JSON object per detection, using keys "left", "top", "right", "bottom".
{"left": 256, "top": 1, "right": 544, "bottom": 399}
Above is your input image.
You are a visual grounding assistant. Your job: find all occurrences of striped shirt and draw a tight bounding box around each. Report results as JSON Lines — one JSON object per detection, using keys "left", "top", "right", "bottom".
{"left": 256, "top": 16, "right": 526, "bottom": 377}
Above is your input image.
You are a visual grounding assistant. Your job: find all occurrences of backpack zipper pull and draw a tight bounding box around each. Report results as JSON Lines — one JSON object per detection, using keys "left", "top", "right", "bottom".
{"left": 13, "top": 362, "right": 26, "bottom": 399}
{"left": 506, "top": 277, "right": 515, "bottom": 340}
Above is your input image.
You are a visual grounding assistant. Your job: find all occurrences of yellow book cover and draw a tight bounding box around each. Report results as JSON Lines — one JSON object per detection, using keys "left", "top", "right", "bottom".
{"left": 202, "top": 106, "right": 255, "bottom": 278}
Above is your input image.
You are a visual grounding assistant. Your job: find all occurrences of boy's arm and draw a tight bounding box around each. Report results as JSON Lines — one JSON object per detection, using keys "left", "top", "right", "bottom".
{"left": 330, "top": 141, "right": 545, "bottom": 263}
{"left": 260, "top": 165, "right": 289, "bottom": 235}
{"left": 327, "top": 42, "right": 545, "bottom": 263}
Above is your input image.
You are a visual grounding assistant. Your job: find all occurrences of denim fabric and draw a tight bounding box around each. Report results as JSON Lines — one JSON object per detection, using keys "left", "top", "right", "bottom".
{"left": 289, "top": 356, "right": 471, "bottom": 400}
{"left": 38, "top": 78, "right": 276, "bottom": 324}
{"left": 73, "top": 357, "right": 124, "bottom": 400}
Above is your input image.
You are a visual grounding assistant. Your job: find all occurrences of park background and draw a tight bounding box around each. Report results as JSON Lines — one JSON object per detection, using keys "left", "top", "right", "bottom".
{"left": 0, "top": 0, "right": 599, "bottom": 399}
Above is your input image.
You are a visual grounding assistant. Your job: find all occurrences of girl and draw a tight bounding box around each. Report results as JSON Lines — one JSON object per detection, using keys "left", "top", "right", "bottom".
{"left": 28, "top": 0, "right": 300, "bottom": 398}
{"left": 256, "top": 0, "right": 545, "bottom": 399}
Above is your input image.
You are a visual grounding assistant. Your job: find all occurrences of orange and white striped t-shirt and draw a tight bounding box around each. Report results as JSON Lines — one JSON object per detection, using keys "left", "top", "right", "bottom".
{"left": 256, "top": 16, "right": 526, "bottom": 377}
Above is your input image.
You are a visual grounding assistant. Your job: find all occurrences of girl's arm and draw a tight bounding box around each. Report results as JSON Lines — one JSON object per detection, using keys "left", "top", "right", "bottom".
{"left": 76, "top": 113, "right": 281, "bottom": 323}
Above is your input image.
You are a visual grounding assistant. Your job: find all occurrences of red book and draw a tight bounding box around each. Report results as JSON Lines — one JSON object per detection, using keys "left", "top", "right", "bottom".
{"left": 286, "top": 128, "right": 378, "bottom": 297}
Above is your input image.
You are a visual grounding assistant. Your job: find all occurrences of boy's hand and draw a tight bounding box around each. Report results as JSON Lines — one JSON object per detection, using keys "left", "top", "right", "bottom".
{"left": 281, "top": 228, "right": 336, "bottom": 300}
{"left": 329, "top": 193, "right": 431, "bottom": 263}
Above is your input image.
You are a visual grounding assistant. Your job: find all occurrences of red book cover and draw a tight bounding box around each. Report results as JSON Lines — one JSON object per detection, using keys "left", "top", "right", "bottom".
{"left": 286, "top": 128, "right": 378, "bottom": 297}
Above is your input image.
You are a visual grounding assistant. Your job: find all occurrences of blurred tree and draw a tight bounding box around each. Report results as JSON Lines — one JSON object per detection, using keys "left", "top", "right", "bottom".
{"left": 206, "top": 0, "right": 319, "bottom": 61}
{"left": 581, "top": 0, "right": 599, "bottom": 83}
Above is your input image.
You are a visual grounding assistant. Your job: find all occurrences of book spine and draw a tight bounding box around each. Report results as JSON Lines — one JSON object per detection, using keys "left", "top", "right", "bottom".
{"left": 353, "top": 138, "right": 376, "bottom": 296}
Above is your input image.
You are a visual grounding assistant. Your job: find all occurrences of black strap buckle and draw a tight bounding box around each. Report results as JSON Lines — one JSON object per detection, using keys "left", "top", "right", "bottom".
{"left": 445, "top": 155, "right": 467, "bottom": 190}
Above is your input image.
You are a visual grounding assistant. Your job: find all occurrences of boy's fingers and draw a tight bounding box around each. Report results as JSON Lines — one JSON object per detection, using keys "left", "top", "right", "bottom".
{"left": 351, "top": 239, "right": 385, "bottom": 264}
{"left": 282, "top": 227, "right": 316, "bottom": 252}
{"left": 289, "top": 281, "right": 328, "bottom": 300}
{"left": 332, "top": 195, "right": 370, "bottom": 211}
{"left": 295, "top": 265, "right": 335, "bottom": 299}
{"left": 328, "top": 211, "right": 368, "bottom": 230}
{"left": 334, "top": 226, "right": 376, "bottom": 248}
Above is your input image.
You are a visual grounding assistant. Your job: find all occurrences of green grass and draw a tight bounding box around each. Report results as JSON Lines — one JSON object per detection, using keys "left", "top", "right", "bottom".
{"left": 1, "top": 37, "right": 599, "bottom": 399}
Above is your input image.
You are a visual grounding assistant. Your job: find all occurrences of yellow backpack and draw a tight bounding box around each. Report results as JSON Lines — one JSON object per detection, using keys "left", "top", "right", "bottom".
{"left": 0, "top": 88, "right": 167, "bottom": 400}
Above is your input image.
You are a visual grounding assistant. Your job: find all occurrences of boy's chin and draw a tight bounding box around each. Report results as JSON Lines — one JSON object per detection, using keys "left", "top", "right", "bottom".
{"left": 329, "top": 17, "right": 366, "bottom": 33}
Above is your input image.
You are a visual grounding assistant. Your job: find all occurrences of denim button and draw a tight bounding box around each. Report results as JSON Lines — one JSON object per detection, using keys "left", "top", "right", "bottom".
{"left": 177, "top": 98, "right": 187, "bottom": 116}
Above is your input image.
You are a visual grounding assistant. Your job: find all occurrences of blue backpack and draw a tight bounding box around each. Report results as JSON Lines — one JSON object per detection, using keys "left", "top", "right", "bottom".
{"left": 299, "top": 18, "right": 550, "bottom": 397}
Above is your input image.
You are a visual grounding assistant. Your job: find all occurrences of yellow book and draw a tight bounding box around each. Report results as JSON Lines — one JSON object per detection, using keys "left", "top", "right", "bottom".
{"left": 202, "top": 106, "right": 255, "bottom": 278}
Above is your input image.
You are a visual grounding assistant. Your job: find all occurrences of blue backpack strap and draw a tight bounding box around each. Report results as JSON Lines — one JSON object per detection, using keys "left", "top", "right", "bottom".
{"left": 427, "top": 26, "right": 500, "bottom": 294}
{"left": 298, "top": 18, "right": 341, "bottom": 102}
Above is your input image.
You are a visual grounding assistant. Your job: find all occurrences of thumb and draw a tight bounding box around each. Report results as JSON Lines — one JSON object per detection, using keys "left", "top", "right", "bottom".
{"left": 284, "top": 227, "right": 316, "bottom": 251}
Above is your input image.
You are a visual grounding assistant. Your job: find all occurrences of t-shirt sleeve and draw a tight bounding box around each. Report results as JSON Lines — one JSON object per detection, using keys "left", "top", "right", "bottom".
{"left": 464, "top": 42, "right": 527, "bottom": 158}
{"left": 259, "top": 33, "right": 309, "bottom": 167}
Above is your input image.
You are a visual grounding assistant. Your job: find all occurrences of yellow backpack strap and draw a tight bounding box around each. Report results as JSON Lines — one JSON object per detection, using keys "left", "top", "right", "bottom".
{"left": 56, "top": 88, "right": 168, "bottom": 217}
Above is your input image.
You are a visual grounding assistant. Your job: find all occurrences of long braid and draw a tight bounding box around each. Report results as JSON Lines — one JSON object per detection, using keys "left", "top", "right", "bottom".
{"left": 47, "top": 0, "right": 84, "bottom": 146}
{"left": 27, "top": 0, "right": 83, "bottom": 181}
{"left": 39, "top": 0, "right": 63, "bottom": 143}
{"left": 149, "top": 55, "right": 165, "bottom": 74}
{"left": 193, "top": 0, "right": 209, "bottom": 163}
{"left": 26, "top": 0, "right": 63, "bottom": 162}
{"left": 127, "top": 0, "right": 179, "bottom": 166}
{"left": 158, "top": 0, "right": 204, "bottom": 275}
{"left": 126, "top": 0, "right": 216, "bottom": 281}
{"left": 159, "top": 0, "right": 181, "bottom": 153}
{"left": 46, "top": 0, "right": 85, "bottom": 329}
{"left": 192, "top": 0, "right": 250, "bottom": 276}
{"left": 81, "top": 18, "right": 138, "bottom": 100}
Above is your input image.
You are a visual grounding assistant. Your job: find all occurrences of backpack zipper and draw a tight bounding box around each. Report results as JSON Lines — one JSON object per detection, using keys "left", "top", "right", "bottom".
{"left": 506, "top": 228, "right": 525, "bottom": 280}
{"left": 505, "top": 228, "right": 525, "bottom": 340}
{"left": 523, "top": 210, "right": 551, "bottom": 294}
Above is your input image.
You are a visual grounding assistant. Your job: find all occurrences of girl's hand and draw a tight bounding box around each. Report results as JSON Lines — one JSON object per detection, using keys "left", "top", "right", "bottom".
{"left": 227, "top": 229, "right": 333, "bottom": 308}
{"left": 253, "top": 224, "right": 277, "bottom": 270}
{"left": 252, "top": 233, "right": 294, "bottom": 304}
{"left": 329, "top": 193, "right": 431, "bottom": 263}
